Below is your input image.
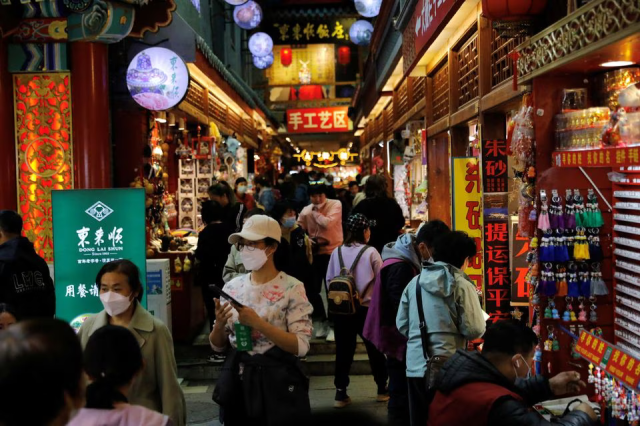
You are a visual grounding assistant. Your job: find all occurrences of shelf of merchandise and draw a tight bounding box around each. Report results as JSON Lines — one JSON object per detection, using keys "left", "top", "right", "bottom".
{"left": 613, "top": 165, "right": 640, "bottom": 354}
{"left": 552, "top": 146, "right": 640, "bottom": 168}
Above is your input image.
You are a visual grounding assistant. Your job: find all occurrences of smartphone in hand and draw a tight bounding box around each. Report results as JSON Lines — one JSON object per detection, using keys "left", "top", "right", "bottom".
{"left": 209, "top": 284, "right": 244, "bottom": 308}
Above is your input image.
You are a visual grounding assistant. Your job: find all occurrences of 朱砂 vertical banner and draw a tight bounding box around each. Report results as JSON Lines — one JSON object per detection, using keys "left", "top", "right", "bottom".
{"left": 52, "top": 189, "right": 147, "bottom": 328}
{"left": 451, "top": 157, "right": 484, "bottom": 295}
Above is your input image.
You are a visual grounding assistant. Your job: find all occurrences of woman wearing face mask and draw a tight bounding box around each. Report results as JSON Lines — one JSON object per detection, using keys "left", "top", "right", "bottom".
{"left": 0, "top": 319, "right": 85, "bottom": 426}
{"left": 0, "top": 303, "right": 18, "bottom": 330}
{"left": 69, "top": 325, "right": 171, "bottom": 426}
{"left": 234, "top": 177, "right": 255, "bottom": 211}
{"left": 78, "top": 260, "right": 186, "bottom": 426}
{"left": 209, "top": 215, "right": 313, "bottom": 425}
{"left": 325, "top": 213, "right": 389, "bottom": 408}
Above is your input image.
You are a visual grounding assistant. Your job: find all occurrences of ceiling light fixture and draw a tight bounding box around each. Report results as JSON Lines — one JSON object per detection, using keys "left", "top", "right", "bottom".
{"left": 178, "top": 117, "right": 185, "bottom": 130}
{"left": 155, "top": 111, "right": 167, "bottom": 123}
{"left": 168, "top": 113, "right": 176, "bottom": 126}
{"left": 600, "top": 61, "right": 634, "bottom": 67}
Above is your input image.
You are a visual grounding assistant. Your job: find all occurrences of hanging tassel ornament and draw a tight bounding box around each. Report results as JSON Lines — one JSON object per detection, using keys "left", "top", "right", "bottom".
{"left": 564, "top": 190, "right": 577, "bottom": 230}
{"left": 556, "top": 266, "right": 568, "bottom": 297}
{"left": 588, "top": 231, "right": 604, "bottom": 261}
{"left": 579, "top": 268, "right": 591, "bottom": 297}
{"left": 578, "top": 297, "right": 588, "bottom": 321}
{"left": 538, "top": 195, "right": 551, "bottom": 231}
{"left": 590, "top": 264, "right": 608, "bottom": 296}
{"left": 568, "top": 267, "right": 580, "bottom": 298}
{"left": 590, "top": 298, "right": 598, "bottom": 322}
{"left": 589, "top": 192, "right": 605, "bottom": 228}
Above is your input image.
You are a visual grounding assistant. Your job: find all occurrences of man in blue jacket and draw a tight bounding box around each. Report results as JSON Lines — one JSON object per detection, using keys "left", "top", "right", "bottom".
{"left": 397, "top": 230, "right": 486, "bottom": 426}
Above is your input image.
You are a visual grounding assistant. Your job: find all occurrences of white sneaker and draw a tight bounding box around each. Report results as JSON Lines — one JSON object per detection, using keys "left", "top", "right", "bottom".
{"left": 326, "top": 328, "right": 335, "bottom": 342}
{"left": 314, "top": 321, "right": 328, "bottom": 338}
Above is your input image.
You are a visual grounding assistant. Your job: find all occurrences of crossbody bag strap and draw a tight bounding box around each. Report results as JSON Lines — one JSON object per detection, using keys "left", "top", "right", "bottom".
{"left": 416, "top": 277, "right": 430, "bottom": 360}
{"left": 338, "top": 246, "right": 345, "bottom": 270}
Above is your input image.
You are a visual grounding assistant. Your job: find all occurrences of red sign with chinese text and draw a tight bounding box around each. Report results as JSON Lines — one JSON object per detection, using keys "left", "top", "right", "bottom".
{"left": 286, "top": 106, "right": 351, "bottom": 133}
{"left": 605, "top": 346, "right": 640, "bottom": 389}
{"left": 576, "top": 330, "right": 608, "bottom": 366}
{"left": 510, "top": 221, "right": 530, "bottom": 304}
{"left": 403, "top": 0, "right": 464, "bottom": 74}
{"left": 482, "top": 140, "right": 508, "bottom": 193}
{"left": 484, "top": 220, "right": 511, "bottom": 323}
{"left": 553, "top": 147, "right": 640, "bottom": 168}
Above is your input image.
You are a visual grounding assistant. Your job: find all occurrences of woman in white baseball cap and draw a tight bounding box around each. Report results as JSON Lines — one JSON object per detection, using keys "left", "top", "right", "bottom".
{"left": 209, "top": 215, "right": 313, "bottom": 425}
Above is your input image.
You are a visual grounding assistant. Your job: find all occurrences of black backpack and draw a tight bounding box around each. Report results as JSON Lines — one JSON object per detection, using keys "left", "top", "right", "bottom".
{"left": 327, "top": 245, "right": 371, "bottom": 315}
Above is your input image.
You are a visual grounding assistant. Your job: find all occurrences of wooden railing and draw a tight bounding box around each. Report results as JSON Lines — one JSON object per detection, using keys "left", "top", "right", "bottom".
{"left": 186, "top": 80, "right": 206, "bottom": 114}
{"left": 432, "top": 63, "right": 449, "bottom": 122}
{"left": 457, "top": 33, "right": 479, "bottom": 106}
{"left": 394, "top": 78, "right": 409, "bottom": 123}
{"left": 491, "top": 29, "right": 526, "bottom": 88}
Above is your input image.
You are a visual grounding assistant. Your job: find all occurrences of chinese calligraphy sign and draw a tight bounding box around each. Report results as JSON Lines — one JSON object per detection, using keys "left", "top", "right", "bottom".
{"left": 52, "top": 189, "right": 147, "bottom": 326}
{"left": 482, "top": 140, "right": 508, "bottom": 193}
{"left": 287, "top": 106, "right": 351, "bottom": 133}
{"left": 267, "top": 18, "right": 355, "bottom": 43}
{"left": 484, "top": 220, "right": 511, "bottom": 323}
{"left": 511, "top": 221, "right": 530, "bottom": 304}
{"left": 451, "top": 158, "right": 484, "bottom": 294}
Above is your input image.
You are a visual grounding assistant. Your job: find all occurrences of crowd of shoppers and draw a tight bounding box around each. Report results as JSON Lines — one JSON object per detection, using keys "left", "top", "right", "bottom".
{"left": 0, "top": 171, "right": 599, "bottom": 426}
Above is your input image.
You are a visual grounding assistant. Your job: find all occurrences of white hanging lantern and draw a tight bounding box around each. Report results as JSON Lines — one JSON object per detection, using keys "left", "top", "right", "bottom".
{"left": 253, "top": 52, "right": 274, "bottom": 69}
{"left": 355, "top": 0, "right": 382, "bottom": 18}
{"left": 349, "top": 20, "right": 374, "bottom": 46}
{"left": 249, "top": 32, "right": 273, "bottom": 57}
{"left": 233, "top": 1, "right": 262, "bottom": 30}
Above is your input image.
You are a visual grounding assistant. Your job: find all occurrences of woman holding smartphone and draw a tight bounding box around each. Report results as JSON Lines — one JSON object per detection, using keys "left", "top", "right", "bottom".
{"left": 209, "top": 215, "right": 313, "bottom": 426}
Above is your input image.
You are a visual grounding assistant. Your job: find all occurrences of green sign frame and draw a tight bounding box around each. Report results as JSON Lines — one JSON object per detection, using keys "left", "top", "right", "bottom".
{"left": 52, "top": 189, "right": 147, "bottom": 327}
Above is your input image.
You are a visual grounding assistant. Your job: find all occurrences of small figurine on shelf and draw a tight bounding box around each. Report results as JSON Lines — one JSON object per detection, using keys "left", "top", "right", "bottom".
{"left": 538, "top": 190, "right": 551, "bottom": 231}
{"left": 578, "top": 297, "right": 588, "bottom": 322}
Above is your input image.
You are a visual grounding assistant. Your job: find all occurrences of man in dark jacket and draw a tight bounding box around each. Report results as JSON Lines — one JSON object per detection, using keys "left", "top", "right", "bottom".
{"left": 428, "top": 320, "right": 597, "bottom": 426}
{"left": 366, "top": 220, "right": 449, "bottom": 425}
{"left": 0, "top": 211, "right": 55, "bottom": 319}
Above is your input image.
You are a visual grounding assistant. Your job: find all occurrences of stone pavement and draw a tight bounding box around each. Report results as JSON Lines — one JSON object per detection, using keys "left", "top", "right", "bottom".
{"left": 184, "top": 375, "right": 388, "bottom": 426}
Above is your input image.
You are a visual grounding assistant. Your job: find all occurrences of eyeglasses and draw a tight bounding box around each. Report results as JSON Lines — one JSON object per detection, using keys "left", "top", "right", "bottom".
{"left": 236, "top": 240, "right": 265, "bottom": 251}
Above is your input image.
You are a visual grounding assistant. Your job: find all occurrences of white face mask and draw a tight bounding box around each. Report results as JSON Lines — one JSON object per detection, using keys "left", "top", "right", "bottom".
{"left": 237, "top": 185, "right": 247, "bottom": 194}
{"left": 240, "top": 246, "right": 269, "bottom": 271}
{"left": 513, "top": 354, "right": 532, "bottom": 380}
{"left": 100, "top": 291, "right": 133, "bottom": 316}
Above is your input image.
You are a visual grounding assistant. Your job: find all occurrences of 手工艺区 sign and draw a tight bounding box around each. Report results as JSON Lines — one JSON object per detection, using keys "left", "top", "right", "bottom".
{"left": 286, "top": 106, "right": 352, "bottom": 133}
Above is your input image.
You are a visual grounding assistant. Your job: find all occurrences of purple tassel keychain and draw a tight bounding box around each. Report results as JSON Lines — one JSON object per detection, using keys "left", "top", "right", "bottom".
{"left": 564, "top": 190, "right": 577, "bottom": 230}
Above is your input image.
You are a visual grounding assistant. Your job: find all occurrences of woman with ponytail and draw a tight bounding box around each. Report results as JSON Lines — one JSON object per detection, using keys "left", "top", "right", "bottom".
{"left": 69, "top": 325, "right": 172, "bottom": 426}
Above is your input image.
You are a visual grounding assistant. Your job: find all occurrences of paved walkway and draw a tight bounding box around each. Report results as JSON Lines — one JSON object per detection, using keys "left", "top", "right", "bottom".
{"left": 184, "top": 375, "right": 388, "bottom": 425}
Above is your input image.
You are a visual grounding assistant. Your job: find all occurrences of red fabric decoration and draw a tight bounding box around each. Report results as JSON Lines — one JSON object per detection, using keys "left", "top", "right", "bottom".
{"left": 481, "top": 0, "right": 547, "bottom": 21}
{"left": 280, "top": 48, "right": 292, "bottom": 67}
{"left": 338, "top": 46, "right": 351, "bottom": 66}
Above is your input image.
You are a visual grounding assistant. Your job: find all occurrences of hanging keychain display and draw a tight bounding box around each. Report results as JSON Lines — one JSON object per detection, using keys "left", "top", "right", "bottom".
{"left": 556, "top": 265, "right": 568, "bottom": 297}
{"left": 564, "top": 189, "right": 577, "bottom": 230}
{"left": 589, "top": 297, "right": 598, "bottom": 322}
{"left": 549, "top": 189, "right": 565, "bottom": 230}
{"left": 538, "top": 190, "right": 551, "bottom": 231}
{"left": 590, "top": 263, "right": 608, "bottom": 296}
{"left": 588, "top": 229, "right": 603, "bottom": 261}
{"left": 574, "top": 189, "right": 586, "bottom": 228}
{"left": 555, "top": 229, "right": 570, "bottom": 262}
{"left": 563, "top": 297, "right": 577, "bottom": 322}
{"left": 586, "top": 189, "right": 605, "bottom": 228}
{"left": 573, "top": 228, "right": 591, "bottom": 261}
{"left": 539, "top": 231, "right": 554, "bottom": 262}
{"left": 578, "top": 263, "right": 591, "bottom": 297}
{"left": 568, "top": 263, "right": 580, "bottom": 298}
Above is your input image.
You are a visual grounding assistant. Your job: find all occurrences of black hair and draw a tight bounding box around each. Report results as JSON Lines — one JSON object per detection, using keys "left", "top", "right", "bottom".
{"left": 84, "top": 325, "right": 143, "bottom": 409}
{"left": 271, "top": 201, "right": 295, "bottom": 222}
{"left": 95, "top": 260, "right": 144, "bottom": 302}
{"left": 0, "top": 319, "right": 83, "bottom": 426}
{"left": 355, "top": 174, "right": 362, "bottom": 184}
{"left": 417, "top": 219, "right": 451, "bottom": 247}
{"left": 0, "top": 210, "right": 22, "bottom": 235}
{"left": 208, "top": 182, "right": 237, "bottom": 205}
{"left": 308, "top": 182, "right": 328, "bottom": 196}
{"left": 235, "top": 177, "right": 247, "bottom": 186}
{"left": 344, "top": 228, "right": 368, "bottom": 247}
{"left": 0, "top": 303, "right": 19, "bottom": 322}
{"left": 348, "top": 181, "right": 359, "bottom": 189}
{"left": 433, "top": 230, "right": 477, "bottom": 269}
{"left": 201, "top": 200, "right": 225, "bottom": 224}
{"left": 365, "top": 175, "right": 389, "bottom": 199}
{"left": 245, "top": 208, "right": 266, "bottom": 220}
{"left": 255, "top": 176, "right": 272, "bottom": 188}
{"left": 483, "top": 320, "right": 538, "bottom": 356}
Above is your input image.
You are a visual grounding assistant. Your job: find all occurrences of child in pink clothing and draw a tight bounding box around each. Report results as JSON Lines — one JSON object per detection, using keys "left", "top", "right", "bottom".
{"left": 68, "top": 326, "right": 171, "bottom": 426}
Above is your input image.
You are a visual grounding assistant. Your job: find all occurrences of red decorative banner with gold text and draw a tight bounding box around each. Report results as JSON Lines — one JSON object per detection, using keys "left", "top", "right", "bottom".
{"left": 14, "top": 73, "right": 74, "bottom": 261}
{"left": 286, "top": 106, "right": 352, "bottom": 133}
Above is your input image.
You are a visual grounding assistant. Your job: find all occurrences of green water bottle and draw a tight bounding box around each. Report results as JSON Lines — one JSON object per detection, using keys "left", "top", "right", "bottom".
{"left": 234, "top": 321, "right": 253, "bottom": 352}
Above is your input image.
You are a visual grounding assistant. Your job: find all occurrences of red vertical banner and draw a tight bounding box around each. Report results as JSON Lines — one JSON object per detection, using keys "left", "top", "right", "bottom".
{"left": 421, "top": 130, "right": 428, "bottom": 166}
{"left": 484, "top": 220, "right": 511, "bottom": 322}
{"left": 510, "top": 221, "right": 530, "bottom": 304}
{"left": 481, "top": 140, "right": 508, "bottom": 193}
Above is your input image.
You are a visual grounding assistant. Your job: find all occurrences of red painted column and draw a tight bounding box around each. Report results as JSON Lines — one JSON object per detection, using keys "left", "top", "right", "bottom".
{"left": 0, "top": 38, "right": 17, "bottom": 210}
{"left": 71, "top": 42, "right": 111, "bottom": 188}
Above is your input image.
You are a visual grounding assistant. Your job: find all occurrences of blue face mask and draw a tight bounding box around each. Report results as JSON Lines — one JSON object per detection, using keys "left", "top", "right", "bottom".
{"left": 283, "top": 217, "right": 296, "bottom": 229}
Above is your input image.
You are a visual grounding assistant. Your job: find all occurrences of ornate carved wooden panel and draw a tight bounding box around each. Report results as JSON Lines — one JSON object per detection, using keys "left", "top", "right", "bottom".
{"left": 14, "top": 73, "right": 74, "bottom": 261}
{"left": 458, "top": 33, "right": 479, "bottom": 106}
{"left": 186, "top": 80, "right": 206, "bottom": 114}
{"left": 491, "top": 30, "right": 526, "bottom": 88}
{"left": 433, "top": 63, "right": 449, "bottom": 122}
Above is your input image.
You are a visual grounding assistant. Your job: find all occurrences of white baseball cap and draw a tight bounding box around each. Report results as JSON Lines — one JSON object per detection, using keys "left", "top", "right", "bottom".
{"left": 228, "top": 215, "right": 282, "bottom": 244}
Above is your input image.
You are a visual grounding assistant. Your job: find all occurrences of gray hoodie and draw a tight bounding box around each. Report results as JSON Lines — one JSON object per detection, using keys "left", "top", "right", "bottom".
{"left": 380, "top": 233, "right": 421, "bottom": 270}
{"left": 396, "top": 261, "right": 486, "bottom": 378}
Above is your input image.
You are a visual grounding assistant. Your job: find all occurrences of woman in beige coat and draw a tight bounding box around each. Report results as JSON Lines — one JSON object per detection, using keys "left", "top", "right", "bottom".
{"left": 78, "top": 260, "right": 186, "bottom": 426}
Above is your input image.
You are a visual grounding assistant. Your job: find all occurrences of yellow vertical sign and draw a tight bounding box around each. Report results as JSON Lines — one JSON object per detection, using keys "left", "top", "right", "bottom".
{"left": 451, "top": 157, "right": 484, "bottom": 295}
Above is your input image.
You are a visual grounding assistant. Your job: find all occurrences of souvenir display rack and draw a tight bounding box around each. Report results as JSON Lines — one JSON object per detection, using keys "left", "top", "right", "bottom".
{"left": 613, "top": 166, "right": 640, "bottom": 359}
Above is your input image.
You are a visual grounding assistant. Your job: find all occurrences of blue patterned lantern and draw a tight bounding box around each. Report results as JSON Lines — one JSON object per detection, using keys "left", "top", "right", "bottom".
{"left": 233, "top": 1, "right": 262, "bottom": 30}
{"left": 225, "top": 0, "right": 248, "bottom": 5}
{"left": 355, "top": 0, "right": 382, "bottom": 18}
{"left": 249, "top": 32, "right": 273, "bottom": 57}
{"left": 253, "top": 52, "right": 274, "bottom": 69}
{"left": 349, "top": 20, "right": 374, "bottom": 46}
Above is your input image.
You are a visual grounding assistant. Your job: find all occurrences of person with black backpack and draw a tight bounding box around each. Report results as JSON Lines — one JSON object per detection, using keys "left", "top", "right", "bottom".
{"left": 326, "top": 213, "right": 389, "bottom": 408}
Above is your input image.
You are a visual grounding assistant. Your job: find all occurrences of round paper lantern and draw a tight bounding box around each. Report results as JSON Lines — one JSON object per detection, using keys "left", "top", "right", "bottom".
{"left": 225, "top": 0, "right": 248, "bottom": 5}
{"left": 233, "top": 1, "right": 262, "bottom": 30}
{"left": 355, "top": 0, "right": 382, "bottom": 18}
{"left": 349, "top": 20, "right": 373, "bottom": 46}
{"left": 249, "top": 32, "right": 273, "bottom": 57}
{"left": 482, "top": 0, "right": 547, "bottom": 21}
{"left": 280, "top": 47, "right": 293, "bottom": 67}
{"left": 338, "top": 46, "right": 351, "bottom": 65}
{"left": 253, "top": 52, "right": 274, "bottom": 69}
{"left": 126, "top": 47, "right": 190, "bottom": 111}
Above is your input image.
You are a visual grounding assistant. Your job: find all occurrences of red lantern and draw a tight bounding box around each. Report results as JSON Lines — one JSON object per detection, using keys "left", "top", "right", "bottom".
{"left": 338, "top": 46, "right": 351, "bottom": 66}
{"left": 482, "top": 0, "right": 547, "bottom": 21}
{"left": 280, "top": 48, "right": 292, "bottom": 67}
